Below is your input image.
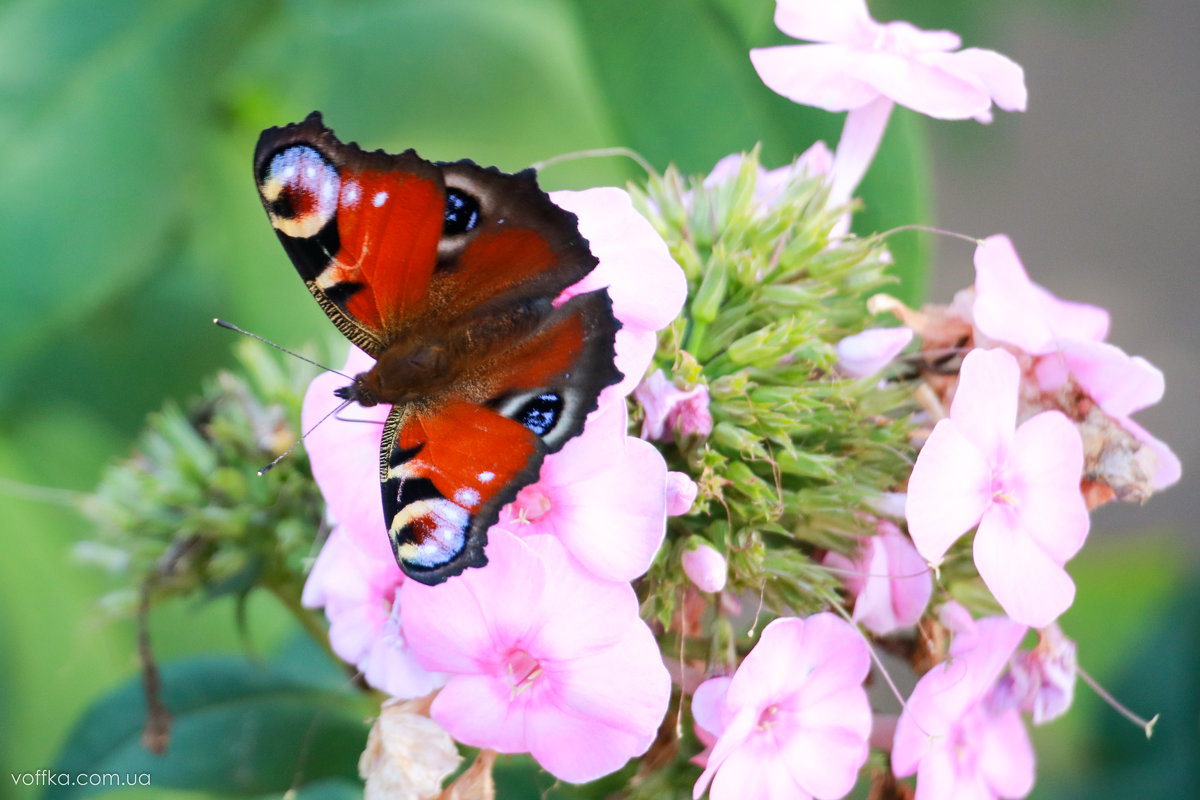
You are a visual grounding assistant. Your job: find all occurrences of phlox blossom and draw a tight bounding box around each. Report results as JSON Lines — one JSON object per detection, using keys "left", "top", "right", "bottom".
{"left": 823, "top": 519, "right": 931, "bottom": 635}
{"left": 906, "top": 348, "right": 1090, "bottom": 627}
{"left": 499, "top": 392, "right": 668, "bottom": 582}
{"left": 699, "top": 141, "right": 834, "bottom": 212}
{"left": 634, "top": 369, "right": 714, "bottom": 442}
{"left": 691, "top": 614, "right": 872, "bottom": 800}
{"left": 991, "top": 624, "right": 1077, "bottom": 725}
{"left": 552, "top": 187, "right": 688, "bottom": 396}
{"left": 301, "top": 525, "right": 445, "bottom": 698}
{"left": 750, "top": 0, "right": 1026, "bottom": 206}
{"left": 971, "top": 234, "right": 1180, "bottom": 490}
{"left": 399, "top": 529, "right": 671, "bottom": 784}
{"left": 893, "top": 610, "right": 1034, "bottom": 800}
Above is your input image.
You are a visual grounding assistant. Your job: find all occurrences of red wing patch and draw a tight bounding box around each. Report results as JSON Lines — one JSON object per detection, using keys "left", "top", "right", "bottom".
{"left": 380, "top": 403, "right": 545, "bottom": 584}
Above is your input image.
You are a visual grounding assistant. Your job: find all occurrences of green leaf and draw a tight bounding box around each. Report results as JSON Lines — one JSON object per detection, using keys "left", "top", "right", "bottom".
{"left": 47, "top": 655, "right": 368, "bottom": 799}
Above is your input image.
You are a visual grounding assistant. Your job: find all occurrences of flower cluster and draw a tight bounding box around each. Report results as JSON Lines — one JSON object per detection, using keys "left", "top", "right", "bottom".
{"left": 295, "top": 1, "right": 1178, "bottom": 796}
{"left": 79, "top": 1, "right": 1177, "bottom": 799}
{"left": 301, "top": 188, "right": 688, "bottom": 783}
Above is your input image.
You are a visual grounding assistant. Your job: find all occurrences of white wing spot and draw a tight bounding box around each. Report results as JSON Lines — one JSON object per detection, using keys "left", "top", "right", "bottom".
{"left": 477, "top": 471, "right": 495, "bottom": 483}
{"left": 343, "top": 181, "right": 361, "bottom": 207}
{"left": 373, "top": 191, "right": 389, "bottom": 207}
{"left": 454, "top": 488, "right": 481, "bottom": 508}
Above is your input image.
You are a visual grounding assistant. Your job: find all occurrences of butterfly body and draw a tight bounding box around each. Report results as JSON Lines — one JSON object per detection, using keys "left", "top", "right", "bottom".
{"left": 255, "top": 112, "right": 621, "bottom": 585}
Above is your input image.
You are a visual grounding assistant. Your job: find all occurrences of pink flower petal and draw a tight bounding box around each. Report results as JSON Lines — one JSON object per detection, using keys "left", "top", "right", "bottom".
{"left": 750, "top": 44, "right": 883, "bottom": 111}
{"left": 667, "top": 471, "right": 699, "bottom": 515}
{"left": 430, "top": 674, "right": 526, "bottom": 753}
{"left": 944, "top": 48, "right": 1028, "bottom": 112}
{"left": 1041, "top": 339, "right": 1165, "bottom": 418}
{"left": 772, "top": 0, "right": 870, "bottom": 44}
{"left": 976, "top": 708, "right": 1036, "bottom": 797}
{"left": 682, "top": 541, "right": 728, "bottom": 593}
{"left": 551, "top": 188, "right": 686, "bottom": 397}
{"left": 948, "top": 348, "right": 1019, "bottom": 463}
{"left": 974, "top": 509, "right": 1076, "bottom": 628}
{"left": 856, "top": 50, "right": 994, "bottom": 120}
{"left": 692, "top": 676, "right": 733, "bottom": 740}
{"left": 972, "top": 235, "right": 1109, "bottom": 353}
{"left": 301, "top": 346, "right": 390, "bottom": 541}
{"left": 1118, "top": 416, "right": 1182, "bottom": 490}
{"left": 835, "top": 324, "right": 913, "bottom": 377}
{"left": 1009, "top": 411, "right": 1089, "bottom": 565}
{"left": 905, "top": 419, "right": 992, "bottom": 564}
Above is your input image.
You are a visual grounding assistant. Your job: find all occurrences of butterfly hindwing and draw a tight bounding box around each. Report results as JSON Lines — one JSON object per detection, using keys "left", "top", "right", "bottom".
{"left": 382, "top": 290, "right": 621, "bottom": 584}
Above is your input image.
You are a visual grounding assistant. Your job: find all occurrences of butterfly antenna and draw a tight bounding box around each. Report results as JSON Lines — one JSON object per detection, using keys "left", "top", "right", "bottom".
{"left": 257, "top": 397, "right": 354, "bottom": 476}
{"left": 213, "top": 318, "right": 352, "bottom": 379}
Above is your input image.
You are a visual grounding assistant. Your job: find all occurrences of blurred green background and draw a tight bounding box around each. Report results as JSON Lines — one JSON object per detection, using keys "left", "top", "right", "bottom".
{"left": 0, "top": 0, "right": 1194, "bottom": 798}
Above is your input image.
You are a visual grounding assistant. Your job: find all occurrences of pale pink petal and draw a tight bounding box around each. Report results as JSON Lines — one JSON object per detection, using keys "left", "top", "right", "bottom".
{"left": 359, "top": 612, "right": 447, "bottom": 699}
{"left": 750, "top": 44, "right": 883, "bottom": 111}
{"left": 694, "top": 705, "right": 758, "bottom": 799}
{"left": 855, "top": 51, "right": 994, "bottom": 120}
{"left": 942, "top": 48, "right": 1028, "bottom": 112}
{"left": 400, "top": 529, "right": 545, "bottom": 672}
{"left": 529, "top": 535, "right": 645, "bottom": 657}
{"left": 772, "top": 0, "right": 871, "bottom": 44}
{"left": 525, "top": 707, "right": 653, "bottom": 784}
{"left": 914, "top": 744, "right": 995, "bottom": 800}
{"left": 709, "top": 736, "right": 804, "bottom": 800}
{"left": 541, "top": 620, "right": 670, "bottom": 738}
{"left": 905, "top": 420, "right": 992, "bottom": 564}
{"left": 552, "top": 188, "right": 686, "bottom": 396}
{"left": 545, "top": 438, "right": 668, "bottom": 582}
{"left": 850, "top": 527, "right": 932, "bottom": 634}
{"left": 430, "top": 674, "right": 527, "bottom": 753}
{"left": 780, "top": 723, "right": 870, "bottom": 798}
{"left": 948, "top": 348, "right": 1019, "bottom": 462}
{"left": 976, "top": 708, "right": 1035, "bottom": 797}
{"left": 1009, "top": 411, "right": 1089, "bottom": 564}
{"left": 301, "top": 347, "right": 390, "bottom": 540}
{"left": 835, "top": 325, "right": 913, "bottom": 377}
{"left": 1046, "top": 340, "right": 1165, "bottom": 417}
{"left": 973, "top": 235, "right": 1109, "bottom": 353}
{"left": 1118, "top": 416, "right": 1182, "bottom": 489}
{"left": 692, "top": 676, "right": 733, "bottom": 739}
{"left": 974, "top": 509, "right": 1076, "bottom": 627}
{"left": 829, "top": 96, "right": 894, "bottom": 205}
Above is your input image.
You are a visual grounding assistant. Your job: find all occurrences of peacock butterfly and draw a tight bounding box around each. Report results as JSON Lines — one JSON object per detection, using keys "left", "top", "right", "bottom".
{"left": 254, "top": 112, "right": 622, "bottom": 585}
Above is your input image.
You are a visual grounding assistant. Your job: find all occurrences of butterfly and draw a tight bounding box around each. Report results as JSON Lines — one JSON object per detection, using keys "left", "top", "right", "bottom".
{"left": 254, "top": 112, "right": 622, "bottom": 585}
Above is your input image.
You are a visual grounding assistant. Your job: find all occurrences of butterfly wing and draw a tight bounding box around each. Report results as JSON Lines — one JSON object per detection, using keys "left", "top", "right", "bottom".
{"left": 384, "top": 290, "right": 621, "bottom": 584}
{"left": 254, "top": 112, "right": 445, "bottom": 355}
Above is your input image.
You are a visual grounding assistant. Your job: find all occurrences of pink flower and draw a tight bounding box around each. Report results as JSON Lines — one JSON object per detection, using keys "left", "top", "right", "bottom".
{"left": 823, "top": 520, "right": 931, "bottom": 635}
{"left": 893, "top": 612, "right": 1034, "bottom": 800}
{"left": 552, "top": 188, "right": 688, "bottom": 396}
{"left": 499, "top": 392, "right": 668, "bottom": 582}
{"left": 750, "top": 0, "right": 1026, "bottom": 206}
{"left": 971, "top": 234, "right": 1181, "bottom": 490}
{"left": 991, "top": 624, "right": 1077, "bottom": 725}
{"left": 302, "top": 526, "right": 445, "bottom": 698}
{"left": 701, "top": 142, "right": 834, "bottom": 211}
{"left": 691, "top": 614, "right": 872, "bottom": 800}
{"left": 399, "top": 529, "right": 671, "bottom": 784}
{"left": 906, "top": 348, "right": 1090, "bottom": 627}
{"left": 682, "top": 539, "right": 727, "bottom": 593}
{"left": 835, "top": 327, "right": 914, "bottom": 377}
{"left": 634, "top": 369, "right": 714, "bottom": 441}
